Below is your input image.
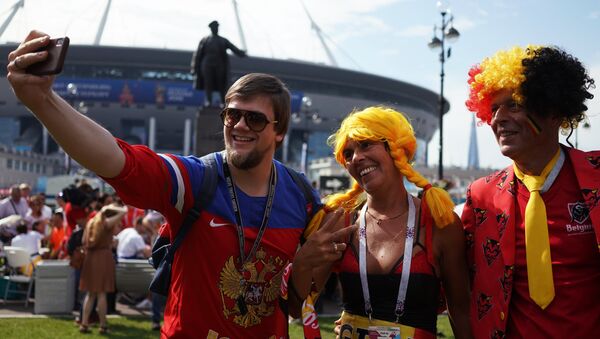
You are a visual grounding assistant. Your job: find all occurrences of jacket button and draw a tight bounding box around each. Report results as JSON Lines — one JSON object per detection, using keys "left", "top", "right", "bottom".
{"left": 500, "top": 311, "right": 505, "bottom": 320}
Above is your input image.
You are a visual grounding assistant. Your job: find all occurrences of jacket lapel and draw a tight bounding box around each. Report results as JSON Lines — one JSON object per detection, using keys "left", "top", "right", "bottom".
{"left": 492, "top": 168, "right": 517, "bottom": 266}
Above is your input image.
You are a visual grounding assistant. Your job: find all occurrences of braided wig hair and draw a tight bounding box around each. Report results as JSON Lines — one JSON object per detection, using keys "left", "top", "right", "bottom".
{"left": 466, "top": 45, "right": 595, "bottom": 135}
{"left": 325, "top": 106, "right": 456, "bottom": 228}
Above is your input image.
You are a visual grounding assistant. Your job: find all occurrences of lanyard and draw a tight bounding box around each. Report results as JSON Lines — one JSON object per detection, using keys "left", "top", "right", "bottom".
{"left": 222, "top": 156, "right": 277, "bottom": 266}
{"left": 358, "top": 190, "right": 415, "bottom": 323}
{"left": 540, "top": 148, "right": 564, "bottom": 193}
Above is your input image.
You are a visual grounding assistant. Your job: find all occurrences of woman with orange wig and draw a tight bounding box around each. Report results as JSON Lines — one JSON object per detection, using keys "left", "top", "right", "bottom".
{"left": 291, "top": 106, "right": 472, "bottom": 338}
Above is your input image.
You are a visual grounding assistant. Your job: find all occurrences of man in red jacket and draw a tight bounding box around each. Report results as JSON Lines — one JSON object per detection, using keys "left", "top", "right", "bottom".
{"left": 462, "top": 45, "right": 600, "bottom": 338}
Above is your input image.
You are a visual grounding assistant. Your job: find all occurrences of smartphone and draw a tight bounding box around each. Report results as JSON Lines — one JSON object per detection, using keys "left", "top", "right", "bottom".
{"left": 26, "top": 37, "right": 70, "bottom": 76}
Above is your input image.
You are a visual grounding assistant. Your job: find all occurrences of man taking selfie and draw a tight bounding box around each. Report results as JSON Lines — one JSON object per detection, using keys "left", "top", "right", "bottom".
{"left": 7, "top": 30, "right": 321, "bottom": 338}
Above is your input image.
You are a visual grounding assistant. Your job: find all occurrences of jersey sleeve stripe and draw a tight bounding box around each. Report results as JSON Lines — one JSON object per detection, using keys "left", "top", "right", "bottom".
{"left": 159, "top": 153, "right": 185, "bottom": 213}
{"left": 158, "top": 154, "right": 179, "bottom": 207}
{"left": 169, "top": 155, "right": 196, "bottom": 213}
{"left": 175, "top": 155, "right": 204, "bottom": 206}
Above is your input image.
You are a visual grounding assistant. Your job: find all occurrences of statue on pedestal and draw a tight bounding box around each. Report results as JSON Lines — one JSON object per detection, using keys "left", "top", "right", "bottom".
{"left": 191, "top": 20, "right": 247, "bottom": 107}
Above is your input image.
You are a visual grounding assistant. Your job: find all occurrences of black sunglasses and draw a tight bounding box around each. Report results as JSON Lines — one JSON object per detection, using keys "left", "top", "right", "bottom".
{"left": 220, "top": 107, "right": 278, "bottom": 132}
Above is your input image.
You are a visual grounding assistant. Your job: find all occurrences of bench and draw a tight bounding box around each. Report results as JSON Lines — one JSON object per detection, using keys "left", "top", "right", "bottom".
{"left": 115, "top": 259, "right": 154, "bottom": 294}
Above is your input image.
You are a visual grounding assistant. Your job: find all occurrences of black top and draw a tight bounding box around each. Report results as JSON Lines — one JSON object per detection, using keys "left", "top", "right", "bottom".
{"left": 337, "top": 218, "right": 440, "bottom": 333}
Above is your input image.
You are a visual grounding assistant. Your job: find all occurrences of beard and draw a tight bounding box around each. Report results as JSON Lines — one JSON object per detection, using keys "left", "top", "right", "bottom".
{"left": 225, "top": 146, "right": 264, "bottom": 170}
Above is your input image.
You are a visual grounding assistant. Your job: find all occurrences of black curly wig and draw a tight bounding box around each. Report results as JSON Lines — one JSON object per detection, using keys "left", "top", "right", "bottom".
{"left": 520, "top": 47, "right": 595, "bottom": 130}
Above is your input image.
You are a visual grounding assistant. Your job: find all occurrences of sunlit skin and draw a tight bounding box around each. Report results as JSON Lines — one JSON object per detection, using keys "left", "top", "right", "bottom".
{"left": 29, "top": 196, "right": 44, "bottom": 217}
{"left": 223, "top": 96, "right": 284, "bottom": 196}
{"left": 490, "top": 90, "right": 561, "bottom": 175}
{"left": 20, "top": 187, "right": 31, "bottom": 199}
{"left": 295, "top": 136, "right": 473, "bottom": 339}
{"left": 10, "top": 187, "right": 21, "bottom": 202}
{"left": 50, "top": 214, "right": 63, "bottom": 228}
{"left": 224, "top": 96, "right": 282, "bottom": 168}
{"left": 342, "top": 139, "right": 404, "bottom": 195}
{"left": 343, "top": 139, "right": 450, "bottom": 280}
{"left": 341, "top": 139, "right": 419, "bottom": 275}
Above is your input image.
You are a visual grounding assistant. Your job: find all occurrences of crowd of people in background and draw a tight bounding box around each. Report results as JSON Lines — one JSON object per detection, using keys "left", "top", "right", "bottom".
{"left": 0, "top": 179, "right": 166, "bottom": 332}
{"left": 3, "top": 30, "right": 599, "bottom": 338}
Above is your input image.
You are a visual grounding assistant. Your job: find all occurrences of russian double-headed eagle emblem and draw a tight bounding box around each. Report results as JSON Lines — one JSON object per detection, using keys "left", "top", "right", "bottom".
{"left": 219, "top": 247, "right": 286, "bottom": 327}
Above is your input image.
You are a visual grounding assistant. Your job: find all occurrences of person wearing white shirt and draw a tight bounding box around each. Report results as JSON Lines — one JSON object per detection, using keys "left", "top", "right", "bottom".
{"left": 25, "top": 194, "right": 50, "bottom": 237}
{"left": 116, "top": 217, "right": 150, "bottom": 259}
{"left": 40, "top": 193, "right": 52, "bottom": 220}
{"left": 18, "top": 183, "right": 31, "bottom": 201}
{"left": 11, "top": 222, "right": 43, "bottom": 256}
{"left": 0, "top": 185, "right": 29, "bottom": 220}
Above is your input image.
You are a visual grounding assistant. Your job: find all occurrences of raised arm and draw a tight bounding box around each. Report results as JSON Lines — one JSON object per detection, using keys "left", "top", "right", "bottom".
{"left": 288, "top": 210, "right": 356, "bottom": 318}
{"left": 6, "top": 30, "right": 125, "bottom": 178}
{"left": 225, "top": 39, "right": 246, "bottom": 57}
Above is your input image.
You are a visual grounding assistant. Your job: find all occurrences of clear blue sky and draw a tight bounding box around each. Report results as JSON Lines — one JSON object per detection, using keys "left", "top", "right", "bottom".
{"left": 2, "top": 0, "right": 599, "bottom": 169}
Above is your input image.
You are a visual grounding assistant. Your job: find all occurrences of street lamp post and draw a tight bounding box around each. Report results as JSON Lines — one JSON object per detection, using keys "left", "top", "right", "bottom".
{"left": 428, "top": 0, "right": 459, "bottom": 180}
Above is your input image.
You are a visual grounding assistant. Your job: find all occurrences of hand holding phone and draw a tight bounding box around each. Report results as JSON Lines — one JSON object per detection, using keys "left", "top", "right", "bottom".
{"left": 26, "top": 37, "right": 70, "bottom": 76}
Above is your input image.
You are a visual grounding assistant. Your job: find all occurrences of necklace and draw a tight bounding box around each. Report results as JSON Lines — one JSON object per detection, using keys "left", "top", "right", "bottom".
{"left": 366, "top": 208, "right": 408, "bottom": 226}
{"left": 359, "top": 191, "right": 416, "bottom": 322}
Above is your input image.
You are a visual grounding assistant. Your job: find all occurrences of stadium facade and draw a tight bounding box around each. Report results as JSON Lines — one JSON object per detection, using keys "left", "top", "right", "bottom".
{"left": 0, "top": 44, "right": 447, "bottom": 180}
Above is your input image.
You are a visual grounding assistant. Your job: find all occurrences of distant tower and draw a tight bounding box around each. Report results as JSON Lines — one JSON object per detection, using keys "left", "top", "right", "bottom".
{"left": 467, "top": 115, "right": 480, "bottom": 169}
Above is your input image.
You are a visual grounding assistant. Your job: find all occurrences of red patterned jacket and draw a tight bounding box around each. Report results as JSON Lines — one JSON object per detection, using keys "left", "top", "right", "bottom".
{"left": 462, "top": 146, "right": 600, "bottom": 338}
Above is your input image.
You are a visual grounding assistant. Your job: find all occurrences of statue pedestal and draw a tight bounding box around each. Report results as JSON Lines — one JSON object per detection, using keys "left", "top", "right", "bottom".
{"left": 194, "top": 106, "right": 224, "bottom": 156}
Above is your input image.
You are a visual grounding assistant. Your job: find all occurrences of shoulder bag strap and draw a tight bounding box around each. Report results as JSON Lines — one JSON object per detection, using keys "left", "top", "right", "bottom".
{"left": 167, "top": 153, "right": 219, "bottom": 259}
{"left": 283, "top": 165, "right": 317, "bottom": 219}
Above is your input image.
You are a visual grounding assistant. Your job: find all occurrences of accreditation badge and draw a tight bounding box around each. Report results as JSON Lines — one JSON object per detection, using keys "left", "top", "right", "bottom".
{"left": 339, "top": 311, "right": 415, "bottom": 339}
{"left": 368, "top": 326, "right": 401, "bottom": 339}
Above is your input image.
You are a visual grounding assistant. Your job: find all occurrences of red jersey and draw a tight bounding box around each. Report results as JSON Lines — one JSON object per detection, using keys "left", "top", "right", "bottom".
{"left": 104, "top": 140, "right": 320, "bottom": 338}
{"left": 508, "top": 159, "right": 600, "bottom": 338}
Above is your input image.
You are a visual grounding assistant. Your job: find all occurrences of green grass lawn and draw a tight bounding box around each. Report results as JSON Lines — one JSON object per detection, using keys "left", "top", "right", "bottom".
{"left": 0, "top": 315, "right": 454, "bottom": 338}
{"left": 0, "top": 317, "right": 160, "bottom": 338}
